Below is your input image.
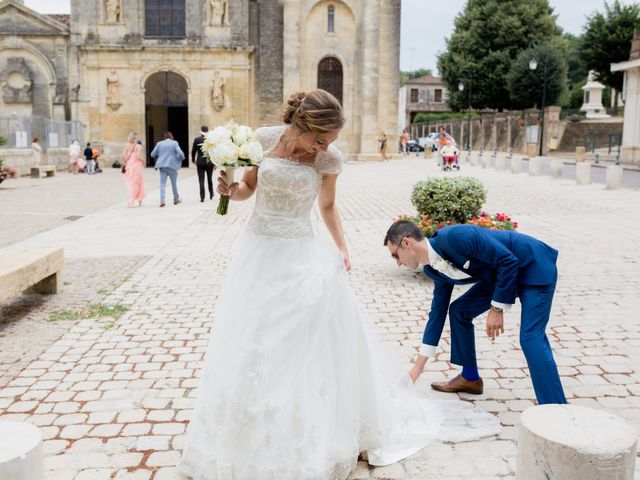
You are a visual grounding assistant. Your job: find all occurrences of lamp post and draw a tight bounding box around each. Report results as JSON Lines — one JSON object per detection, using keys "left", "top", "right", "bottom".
{"left": 529, "top": 52, "right": 548, "bottom": 157}
{"left": 458, "top": 80, "right": 472, "bottom": 152}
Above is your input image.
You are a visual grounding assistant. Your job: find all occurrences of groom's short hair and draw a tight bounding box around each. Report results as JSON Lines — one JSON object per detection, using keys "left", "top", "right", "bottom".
{"left": 384, "top": 220, "right": 424, "bottom": 246}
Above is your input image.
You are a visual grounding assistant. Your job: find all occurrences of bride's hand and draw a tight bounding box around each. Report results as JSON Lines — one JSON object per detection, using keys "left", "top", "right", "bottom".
{"left": 340, "top": 248, "right": 351, "bottom": 272}
{"left": 217, "top": 171, "right": 239, "bottom": 198}
{"left": 408, "top": 364, "right": 424, "bottom": 384}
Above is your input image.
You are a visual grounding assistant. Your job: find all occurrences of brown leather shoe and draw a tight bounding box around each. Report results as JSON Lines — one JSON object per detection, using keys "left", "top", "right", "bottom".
{"left": 431, "top": 374, "right": 484, "bottom": 395}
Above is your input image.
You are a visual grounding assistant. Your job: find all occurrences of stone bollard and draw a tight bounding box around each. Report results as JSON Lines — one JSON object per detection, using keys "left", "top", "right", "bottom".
{"left": 423, "top": 148, "right": 432, "bottom": 159}
{"left": 482, "top": 155, "right": 491, "bottom": 169}
{"left": 576, "top": 146, "right": 586, "bottom": 162}
{"left": 0, "top": 422, "right": 45, "bottom": 480}
{"left": 517, "top": 405, "right": 638, "bottom": 480}
{"left": 529, "top": 156, "right": 544, "bottom": 176}
{"left": 495, "top": 156, "right": 506, "bottom": 171}
{"left": 550, "top": 159, "right": 564, "bottom": 179}
{"left": 576, "top": 161, "right": 592, "bottom": 185}
{"left": 606, "top": 165, "right": 623, "bottom": 189}
{"left": 511, "top": 157, "right": 524, "bottom": 173}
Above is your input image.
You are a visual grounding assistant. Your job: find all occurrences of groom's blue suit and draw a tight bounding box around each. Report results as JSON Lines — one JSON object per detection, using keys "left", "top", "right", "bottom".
{"left": 422, "top": 225, "right": 567, "bottom": 404}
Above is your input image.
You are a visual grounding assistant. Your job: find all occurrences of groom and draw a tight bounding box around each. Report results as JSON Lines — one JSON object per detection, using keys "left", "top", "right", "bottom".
{"left": 384, "top": 220, "right": 567, "bottom": 405}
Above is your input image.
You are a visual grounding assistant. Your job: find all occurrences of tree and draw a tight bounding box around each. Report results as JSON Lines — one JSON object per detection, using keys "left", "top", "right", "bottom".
{"left": 437, "top": 0, "right": 562, "bottom": 112}
{"left": 581, "top": 0, "right": 640, "bottom": 112}
{"left": 564, "top": 33, "right": 588, "bottom": 86}
{"left": 400, "top": 68, "right": 433, "bottom": 85}
{"left": 506, "top": 42, "right": 567, "bottom": 110}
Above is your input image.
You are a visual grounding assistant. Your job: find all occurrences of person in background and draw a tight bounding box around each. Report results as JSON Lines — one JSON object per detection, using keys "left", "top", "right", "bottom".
{"left": 151, "top": 131, "right": 185, "bottom": 207}
{"left": 122, "top": 132, "right": 145, "bottom": 207}
{"left": 83, "top": 142, "right": 95, "bottom": 174}
{"left": 377, "top": 132, "right": 389, "bottom": 161}
{"left": 68, "top": 139, "right": 82, "bottom": 174}
{"left": 32, "top": 137, "right": 42, "bottom": 167}
{"left": 400, "top": 128, "right": 409, "bottom": 156}
{"left": 191, "top": 126, "right": 215, "bottom": 202}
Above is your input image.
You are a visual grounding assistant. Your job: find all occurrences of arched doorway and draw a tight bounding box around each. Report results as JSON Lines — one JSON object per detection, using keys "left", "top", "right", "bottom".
{"left": 317, "top": 56, "right": 343, "bottom": 105}
{"left": 144, "top": 71, "right": 189, "bottom": 167}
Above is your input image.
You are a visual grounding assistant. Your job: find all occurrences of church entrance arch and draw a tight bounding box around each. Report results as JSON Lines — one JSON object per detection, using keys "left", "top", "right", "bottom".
{"left": 144, "top": 71, "right": 189, "bottom": 167}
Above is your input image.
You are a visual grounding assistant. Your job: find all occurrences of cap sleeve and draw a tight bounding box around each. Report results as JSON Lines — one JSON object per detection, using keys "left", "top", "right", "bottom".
{"left": 316, "top": 144, "right": 344, "bottom": 175}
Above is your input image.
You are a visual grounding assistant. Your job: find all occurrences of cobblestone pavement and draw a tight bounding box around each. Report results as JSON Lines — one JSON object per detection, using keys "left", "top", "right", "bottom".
{"left": 0, "top": 157, "right": 639, "bottom": 479}
{"left": 0, "top": 167, "right": 192, "bottom": 248}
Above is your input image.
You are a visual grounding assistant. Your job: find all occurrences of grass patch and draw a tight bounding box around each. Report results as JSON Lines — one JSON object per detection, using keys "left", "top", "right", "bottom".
{"left": 48, "top": 309, "right": 83, "bottom": 322}
{"left": 48, "top": 303, "right": 129, "bottom": 322}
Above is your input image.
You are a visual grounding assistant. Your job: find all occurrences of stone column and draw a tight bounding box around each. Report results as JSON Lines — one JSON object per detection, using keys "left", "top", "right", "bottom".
{"left": 517, "top": 405, "right": 638, "bottom": 480}
{"left": 544, "top": 106, "right": 562, "bottom": 153}
{"left": 606, "top": 165, "right": 624, "bottom": 189}
{"left": 611, "top": 31, "right": 640, "bottom": 164}
{"left": 550, "top": 159, "right": 564, "bottom": 178}
{"left": 576, "top": 161, "right": 592, "bottom": 185}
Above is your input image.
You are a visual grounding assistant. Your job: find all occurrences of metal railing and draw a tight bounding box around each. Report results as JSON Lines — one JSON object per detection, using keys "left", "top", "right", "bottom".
{"left": 0, "top": 116, "right": 84, "bottom": 150}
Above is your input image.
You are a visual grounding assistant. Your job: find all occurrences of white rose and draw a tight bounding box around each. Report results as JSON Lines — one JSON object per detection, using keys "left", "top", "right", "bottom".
{"left": 209, "top": 126, "right": 233, "bottom": 145}
{"left": 234, "top": 125, "right": 253, "bottom": 146}
{"left": 238, "top": 140, "right": 264, "bottom": 164}
{"left": 210, "top": 140, "right": 238, "bottom": 167}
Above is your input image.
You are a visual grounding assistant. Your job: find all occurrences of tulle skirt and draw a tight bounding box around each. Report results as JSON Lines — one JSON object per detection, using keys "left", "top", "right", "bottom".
{"left": 179, "top": 230, "right": 500, "bottom": 480}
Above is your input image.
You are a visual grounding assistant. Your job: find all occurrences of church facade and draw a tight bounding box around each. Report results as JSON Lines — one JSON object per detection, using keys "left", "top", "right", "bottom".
{"left": 0, "top": 0, "right": 400, "bottom": 161}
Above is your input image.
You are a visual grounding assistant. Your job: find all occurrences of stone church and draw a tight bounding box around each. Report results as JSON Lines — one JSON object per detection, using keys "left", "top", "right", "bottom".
{"left": 0, "top": 0, "right": 400, "bottom": 162}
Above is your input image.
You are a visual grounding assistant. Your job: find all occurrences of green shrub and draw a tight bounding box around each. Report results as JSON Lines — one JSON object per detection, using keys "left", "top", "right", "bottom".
{"left": 410, "top": 176, "right": 486, "bottom": 224}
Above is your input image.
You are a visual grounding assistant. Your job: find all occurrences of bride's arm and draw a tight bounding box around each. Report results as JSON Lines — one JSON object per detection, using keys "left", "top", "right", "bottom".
{"left": 318, "top": 174, "right": 351, "bottom": 272}
{"left": 217, "top": 167, "right": 258, "bottom": 201}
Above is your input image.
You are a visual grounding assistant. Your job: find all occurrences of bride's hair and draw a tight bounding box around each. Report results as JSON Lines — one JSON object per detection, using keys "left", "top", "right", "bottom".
{"left": 282, "top": 89, "right": 345, "bottom": 134}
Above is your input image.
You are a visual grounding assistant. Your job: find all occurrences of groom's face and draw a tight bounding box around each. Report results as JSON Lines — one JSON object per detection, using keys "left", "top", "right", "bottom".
{"left": 387, "top": 237, "right": 419, "bottom": 269}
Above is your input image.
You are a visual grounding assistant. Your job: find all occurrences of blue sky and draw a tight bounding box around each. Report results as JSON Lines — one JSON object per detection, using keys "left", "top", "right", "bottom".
{"left": 25, "top": 0, "right": 639, "bottom": 73}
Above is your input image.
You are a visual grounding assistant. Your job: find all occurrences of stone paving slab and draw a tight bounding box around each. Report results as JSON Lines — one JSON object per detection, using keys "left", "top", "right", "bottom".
{"left": 1, "top": 157, "right": 639, "bottom": 479}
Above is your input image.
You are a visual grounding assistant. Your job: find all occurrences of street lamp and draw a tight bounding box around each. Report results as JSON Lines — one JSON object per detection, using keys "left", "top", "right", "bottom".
{"left": 528, "top": 49, "right": 548, "bottom": 157}
{"left": 458, "top": 80, "right": 472, "bottom": 152}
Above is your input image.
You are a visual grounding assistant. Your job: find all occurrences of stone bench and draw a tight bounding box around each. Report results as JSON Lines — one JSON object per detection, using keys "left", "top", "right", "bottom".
{"left": 30, "top": 165, "right": 56, "bottom": 178}
{"left": 0, "top": 247, "right": 64, "bottom": 303}
{"left": 0, "top": 422, "right": 44, "bottom": 480}
{"left": 517, "top": 404, "right": 638, "bottom": 479}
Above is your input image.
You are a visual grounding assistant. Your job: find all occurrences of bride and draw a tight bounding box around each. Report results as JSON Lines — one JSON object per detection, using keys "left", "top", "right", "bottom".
{"left": 178, "top": 89, "right": 500, "bottom": 480}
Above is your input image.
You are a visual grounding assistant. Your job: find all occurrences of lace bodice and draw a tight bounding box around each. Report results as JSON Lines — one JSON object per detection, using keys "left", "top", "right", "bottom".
{"left": 247, "top": 125, "right": 343, "bottom": 239}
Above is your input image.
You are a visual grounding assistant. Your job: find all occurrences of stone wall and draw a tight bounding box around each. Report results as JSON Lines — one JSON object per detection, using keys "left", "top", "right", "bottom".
{"left": 0, "top": 147, "right": 71, "bottom": 176}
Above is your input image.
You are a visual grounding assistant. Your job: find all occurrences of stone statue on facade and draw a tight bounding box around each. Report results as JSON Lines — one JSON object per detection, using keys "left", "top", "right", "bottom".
{"left": 105, "top": 0, "right": 121, "bottom": 24}
{"left": 106, "top": 69, "right": 122, "bottom": 110}
{"left": 210, "top": 0, "right": 228, "bottom": 26}
{"left": 211, "top": 70, "right": 226, "bottom": 111}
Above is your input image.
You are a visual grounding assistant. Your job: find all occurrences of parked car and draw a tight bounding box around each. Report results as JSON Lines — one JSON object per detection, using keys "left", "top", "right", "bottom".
{"left": 407, "top": 139, "right": 424, "bottom": 152}
{"left": 418, "top": 132, "right": 439, "bottom": 152}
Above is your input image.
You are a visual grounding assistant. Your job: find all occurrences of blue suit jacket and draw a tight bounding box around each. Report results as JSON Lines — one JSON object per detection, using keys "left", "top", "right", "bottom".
{"left": 422, "top": 225, "right": 558, "bottom": 347}
{"left": 151, "top": 139, "right": 185, "bottom": 170}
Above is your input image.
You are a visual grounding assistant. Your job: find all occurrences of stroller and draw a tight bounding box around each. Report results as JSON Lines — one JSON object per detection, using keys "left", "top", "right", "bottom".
{"left": 440, "top": 142, "right": 460, "bottom": 171}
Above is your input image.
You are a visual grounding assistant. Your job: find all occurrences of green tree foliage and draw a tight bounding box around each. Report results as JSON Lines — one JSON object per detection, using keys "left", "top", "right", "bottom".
{"left": 564, "top": 33, "right": 588, "bottom": 86}
{"left": 506, "top": 42, "right": 567, "bottom": 110}
{"left": 401, "top": 68, "right": 433, "bottom": 85}
{"left": 437, "top": 0, "right": 562, "bottom": 111}
{"left": 581, "top": 0, "right": 640, "bottom": 109}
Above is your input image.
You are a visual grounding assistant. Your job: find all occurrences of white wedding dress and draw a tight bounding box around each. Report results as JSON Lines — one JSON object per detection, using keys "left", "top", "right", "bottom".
{"left": 178, "top": 126, "right": 500, "bottom": 480}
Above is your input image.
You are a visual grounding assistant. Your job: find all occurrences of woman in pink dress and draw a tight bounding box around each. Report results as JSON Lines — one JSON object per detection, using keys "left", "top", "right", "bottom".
{"left": 122, "top": 132, "right": 145, "bottom": 207}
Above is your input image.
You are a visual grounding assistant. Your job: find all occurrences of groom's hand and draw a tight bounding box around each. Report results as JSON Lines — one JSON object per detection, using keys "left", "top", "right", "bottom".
{"left": 486, "top": 309, "right": 504, "bottom": 341}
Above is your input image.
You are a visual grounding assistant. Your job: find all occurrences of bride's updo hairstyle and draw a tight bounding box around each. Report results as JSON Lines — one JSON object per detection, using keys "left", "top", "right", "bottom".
{"left": 282, "top": 89, "right": 345, "bottom": 134}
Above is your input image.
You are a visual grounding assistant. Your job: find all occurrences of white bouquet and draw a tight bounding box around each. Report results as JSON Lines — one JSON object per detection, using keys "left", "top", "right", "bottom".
{"left": 201, "top": 121, "right": 264, "bottom": 215}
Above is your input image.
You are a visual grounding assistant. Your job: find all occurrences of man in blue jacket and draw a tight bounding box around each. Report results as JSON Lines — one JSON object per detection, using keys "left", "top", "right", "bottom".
{"left": 384, "top": 220, "right": 567, "bottom": 405}
{"left": 151, "top": 131, "right": 185, "bottom": 207}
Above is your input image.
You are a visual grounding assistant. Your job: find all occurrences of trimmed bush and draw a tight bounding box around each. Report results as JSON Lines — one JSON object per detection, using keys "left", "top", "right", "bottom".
{"left": 410, "top": 176, "right": 486, "bottom": 224}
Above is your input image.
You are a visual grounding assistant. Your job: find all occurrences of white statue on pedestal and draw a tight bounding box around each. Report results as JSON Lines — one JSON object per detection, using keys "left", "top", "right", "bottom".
{"left": 580, "top": 71, "right": 610, "bottom": 119}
